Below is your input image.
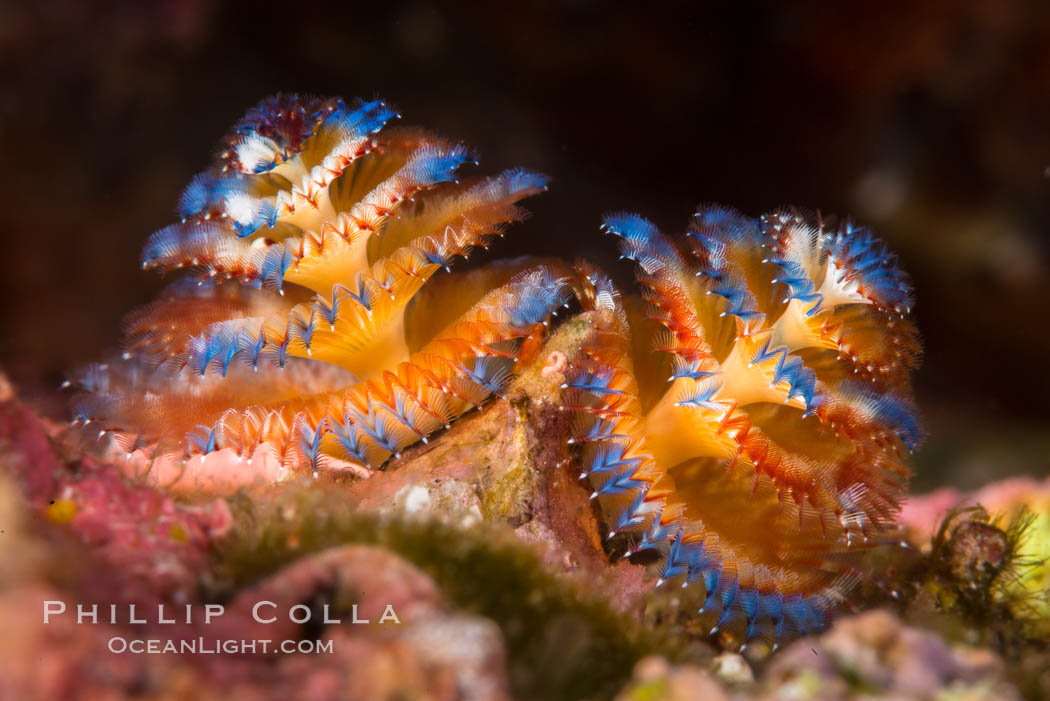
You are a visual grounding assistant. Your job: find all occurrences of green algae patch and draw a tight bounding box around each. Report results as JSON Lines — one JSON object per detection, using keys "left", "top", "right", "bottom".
{"left": 215, "top": 481, "right": 675, "bottom": 701}
{"left": 477, "top": 413, "right": 536, "bottom": 524}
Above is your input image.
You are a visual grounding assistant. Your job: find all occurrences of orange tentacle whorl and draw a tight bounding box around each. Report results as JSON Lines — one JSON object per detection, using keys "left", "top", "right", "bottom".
{"left": 72, "top": 94, "right": 570, "bottom": 492}
{"left": 564, "top": 206, "right": 922, "bottom": 650}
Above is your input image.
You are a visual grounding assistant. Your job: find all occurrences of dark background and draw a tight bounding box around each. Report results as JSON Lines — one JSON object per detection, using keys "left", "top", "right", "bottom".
{"left": 2, "top": 0, "right": 1048, "bottom": 488}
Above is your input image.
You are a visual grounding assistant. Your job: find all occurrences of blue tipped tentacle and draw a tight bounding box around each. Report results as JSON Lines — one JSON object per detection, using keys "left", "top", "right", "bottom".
{"left": 602, "top": 213, "right": 685, "bottom": 279}
{"left": 591, "top": 466, "right": 647, "bottom": 500}
{"left": 401, "top": 143, "right": 474, "bottom": 188}
{"left": 186, "top": 331, "right": 241, "bottom": 376}
{"left": 329, "top": 413, "right": 372, "bottom": 466}
{"left": 187, "top": 423, "right": 220, "bottom": 455}
{"left": 655, "top": 529, "right": 693, "bottom": 584}
{"left": 736, "top": 589, "right": 761, "bottom": 647}
{"left": 294, "top": 417, "right": 326, "bottom": 472}
{"left": 675, "top": 377, "right": 724, "bottom": 411}
{"left": 770, "top": 352, "right": 818, "bottom": 410}
{"left": 218, "top": 331, "right": 241, "bottom": 376}
{"left": 345, "top": 405, "right": 403, "bottom": 457}
{"left": 263, "top": 334, "right": 291, "bottom": 369}
{"left": 710, "top": 577, "right": 740, "bottom": 635}
{"left": 669, "top": 356, "right": 715, "bottom": 382}
{"left": 699, "top": 566, "right": 724, "bottom": 614}
{"left": 315, "top": 292, "right": 340, "bottom": 330}
{"left": 631, "top": 516, "right": 683, "bottom": 557}
{"left": 333, "top": 277, "right": 379, "bottom": 317}
{"left": 583, "top": 443, "right": 643, "bottom": 479}
{"left": 375, "top": 391, "right": 429, "bottom": 442}
{"left": 562, "top": 367, "right": 623, "bottom": 396}
{"left": 323, "top": 98, "right": 399, "bottom": 141}
{"left": 290, "top": 310, "right": 319, "bottom": 356}
{"left": 247, "top": 331, "right": 266, "bottom": 372}
{"left": 839, "top": 381, "right": 924, "bottom": 451}
{"left": 604, "top": 488, "right": 652, "bottom": 534}
{"left": 823, "top": 221, "right": 914, "bottom": 312}
{"left": 569, "top": 416, "right": 631, "bottom": 444}
{"left": 767, "top": 257, "right": 824, "bottom": 314}
{"left": 501, "top": 270, "right": 571, "bottom": 327}
{"left": 259, "top": 244, "right": 295, "bottom": 291}
{"left": 461, "top": 357, "right": 513, "bottom": 396}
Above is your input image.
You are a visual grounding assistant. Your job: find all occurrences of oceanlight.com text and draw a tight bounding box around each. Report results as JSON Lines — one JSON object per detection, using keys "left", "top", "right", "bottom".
{"left": 107, "top": 637, "right": 335, "bottom": 655}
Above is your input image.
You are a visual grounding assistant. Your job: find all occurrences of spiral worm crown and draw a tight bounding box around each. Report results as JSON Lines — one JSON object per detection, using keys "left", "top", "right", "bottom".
{"left": 563, "top": 205, "right": 922, "bottom": 648}
{"left": 73, "top": 94, "right": 570, "bottom": 476}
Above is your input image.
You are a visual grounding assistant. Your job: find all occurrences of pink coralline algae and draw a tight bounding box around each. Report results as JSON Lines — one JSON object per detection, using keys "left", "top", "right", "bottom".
{"left": 0, "top": 382, "right": 231, "bottom": 604}
{"left": 47, "top": 460, "right": 233, "bottom": 603}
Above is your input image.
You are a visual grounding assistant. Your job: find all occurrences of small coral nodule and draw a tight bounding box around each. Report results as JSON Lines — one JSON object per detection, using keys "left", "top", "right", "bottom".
{"left": 563, "top": 206, "right": 923, "bottom": 650}
{"left": 71, "top": 94, "right": 570, "bottom": 490}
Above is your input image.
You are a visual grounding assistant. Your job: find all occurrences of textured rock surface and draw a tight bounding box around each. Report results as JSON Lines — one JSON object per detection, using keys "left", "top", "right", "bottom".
{"left": 0, "top": 454, "right": 511, "bottom": 700}
{"left": 0, "top": 353, "right": 656, "bottom": 700}
{"left": 763, "top": 610, "right": 1019, "bottom": 701}
{"left": 0, "top": 341, "right": 1043, "bottom": 700}
{"left": 615, "top": 656, "right": 730, "bottom": 701}
{"left": 337, "top": 315, "right": 650, "bottom": 612}
{"left": 616, "top": 611, "right": 1021, "bottom": 701}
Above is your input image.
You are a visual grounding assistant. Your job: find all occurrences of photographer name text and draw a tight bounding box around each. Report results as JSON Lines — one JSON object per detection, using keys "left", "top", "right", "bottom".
{"left": 42, "top": 600, "right": 401, "bottom": 625}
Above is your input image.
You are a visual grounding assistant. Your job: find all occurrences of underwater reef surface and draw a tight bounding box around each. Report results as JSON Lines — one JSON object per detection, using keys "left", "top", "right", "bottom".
{"left": 3, "top": 94, "right": 1044, "bottom": 699}
{"left": 2, "top": 350, "right": 1045, "bottom": 699}
{"left": 615, "top": 609, "right": 1024, "bottom": 701}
